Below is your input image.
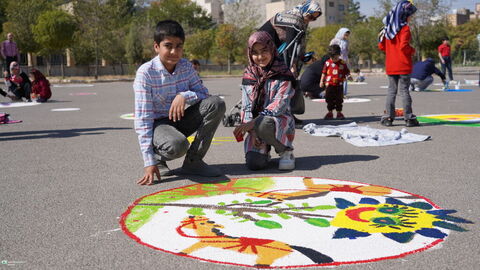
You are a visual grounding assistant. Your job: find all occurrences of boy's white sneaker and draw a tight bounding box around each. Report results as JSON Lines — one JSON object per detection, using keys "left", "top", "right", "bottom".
{"left": 278, "top": 150, "right": 295, "bottom": 170}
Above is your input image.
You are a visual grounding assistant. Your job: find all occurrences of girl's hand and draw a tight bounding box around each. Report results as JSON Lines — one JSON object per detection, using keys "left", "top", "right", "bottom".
{"left": 233, "top": 121, "right": 255, "bottom": 139}
{"left": 320, "top": 81, "right": 325, "bottom": 88}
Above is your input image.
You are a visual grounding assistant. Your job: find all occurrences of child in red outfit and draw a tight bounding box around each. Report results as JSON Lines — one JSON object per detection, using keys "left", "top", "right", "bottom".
{"left": 320, "top": 44, "right": 350, "bottom": 120}
{"left": 29, "top": 69, "right": 51, "bottom": 102}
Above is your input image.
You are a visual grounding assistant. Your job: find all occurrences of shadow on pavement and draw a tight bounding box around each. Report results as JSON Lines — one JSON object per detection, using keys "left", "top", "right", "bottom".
{"left": 0, "top": 127, "right": 131, "bottom": 141}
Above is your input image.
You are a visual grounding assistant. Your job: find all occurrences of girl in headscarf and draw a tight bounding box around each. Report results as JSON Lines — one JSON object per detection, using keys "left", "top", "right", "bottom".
{"left": 233, "top": 31, "right": 296, "bottom": 171}
{"left": 4, "top": 61, "right": 32, "bottom": 101}
{"left": 330, "top": 27, "right": 351, "bottom": 95}
{"left": 29, "top": 69, "right": 51, "bottom": 102}
{"left": 378, "top": 0, "right": 419, "bottom": 127}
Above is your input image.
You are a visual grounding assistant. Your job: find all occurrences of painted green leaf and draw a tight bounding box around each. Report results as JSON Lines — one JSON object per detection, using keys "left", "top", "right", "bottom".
{"left": 245, "top": 199, "right": 253, "bottom": 203}
{"left": 302, "top": 203, "right": 310, "bottom": 207}
{"left": 305, "top": 218, "right": 330, "bottom": 227}
{"left": 217, "top": 202, "right": 226, "bottom": 206}
{"left": 187, "top": 208, "right": 206, "bottom": 216}
{"left": 232, "top": 200, "right": 239, "bottom": 204}
{"left": 255, "top": 220, "right": 283, "bottom": 229}
{"left": 277, "top": 213, "right": 292, "bottom": 219}
{"left": 252, "top": 200, "right": 273, "bottom": 204}
{"left": 257, "top": 213, "right": 272, "bottom": 218}
{"left": 286, "top": 203, "right": 296, "bottom": 208}
{"left": 216, "top": 209, "right": 227, "bottom": 214}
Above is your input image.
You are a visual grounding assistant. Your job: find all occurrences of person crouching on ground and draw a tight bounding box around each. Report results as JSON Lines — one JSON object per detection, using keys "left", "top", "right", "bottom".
{"left": 320, "top": 44, "right": 351, "bottom": 120}
{"left": 3, "top": 61, "right": 32, "bottom": 102}
{"left": 134, "top": 20, "right": 226, "bottom": 185}
{"left": 29, "top": 69, "right": 51, "bottom": 102}
{"left": 378, "top": 0, "right": 419, "bottom": 127}
{"left": 233, "top": 31, "right": 296, "bottom": 171}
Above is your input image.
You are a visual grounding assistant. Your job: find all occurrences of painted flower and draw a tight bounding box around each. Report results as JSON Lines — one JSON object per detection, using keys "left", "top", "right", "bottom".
{"left": 307, "top": 184, "right": 392, "bottom": 196}
{"left": 330, "top": 197, "right": 472, "bottom": 243}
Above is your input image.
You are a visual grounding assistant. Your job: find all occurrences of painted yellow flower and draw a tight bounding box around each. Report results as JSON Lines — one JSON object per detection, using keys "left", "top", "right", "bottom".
{"left": 308, "top": 184, "right": 392, "bottom": 196}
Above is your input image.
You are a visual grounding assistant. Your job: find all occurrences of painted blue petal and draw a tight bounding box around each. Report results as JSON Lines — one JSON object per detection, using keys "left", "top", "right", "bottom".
{"left": 433, "top": 221, "right": 468, "bottom": 232}
{"left": 408, "top": 202, "right": 433, "bottom": 210}
{"left": 382, "top": 232, "right": 415, "bottom": 243}
{"left": 427, "top": 209, "right": 457, "bottom": 215}
{"left": 437, "top": 215, "right": 473, "bottom": 224}
{"left": 359, "top": 198, "right": 380, "bottom": 205}
{"left": 335, "top": 198, "right": 356, "bottom": 209}
{"left": 415, "top": 228, "right": 447, "bottom": 239}
{"left": 385, "top": 198, "right": 407, "bottom": 205}
{"left": 333, "top": 228, "right": 371, "bottom": 239}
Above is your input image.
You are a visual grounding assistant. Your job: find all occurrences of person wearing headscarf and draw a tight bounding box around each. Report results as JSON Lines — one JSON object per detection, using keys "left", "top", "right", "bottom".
{"left": 378, "top": 0, "right": 419, "bottom": 127}
{"left": 259, "top": 1, "right": 322, "bottom": 125}
{"left": 29, "top": 69, "right": 51, "bottom": 102}
{"left": 233, "top": 31, "right": 296, "bottom": 171}
{"left": 3, "top": 61, "right": 32, "bottom": 101}
{"left": 330, "top": 27, "right": 351, "bottom": 95}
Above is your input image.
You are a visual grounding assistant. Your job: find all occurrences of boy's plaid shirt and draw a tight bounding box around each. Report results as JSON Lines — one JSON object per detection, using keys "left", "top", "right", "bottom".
{"left": 133, "top": 56, "right": 209, "bottom": 167}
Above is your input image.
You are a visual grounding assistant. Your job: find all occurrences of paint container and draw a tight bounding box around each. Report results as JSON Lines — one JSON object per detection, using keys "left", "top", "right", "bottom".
{"left": 235, "top": 133, "right": 244, "bottom": 142}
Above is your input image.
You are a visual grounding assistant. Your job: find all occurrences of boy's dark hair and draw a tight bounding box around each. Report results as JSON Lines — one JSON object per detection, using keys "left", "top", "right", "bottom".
{"left": 354, "top": 68, "right": 360, "bottom": 73}
{"left": 191, "top": 59, "right": 200, "bottom": 66}
{"left": 442, "top": 37, "right": 449, "bottom": 41}
{"left": 154, "top": 20, "right": 185, "bottom": 44}
{"left": 327, "top": 44, "right": 341, "bottom": 58}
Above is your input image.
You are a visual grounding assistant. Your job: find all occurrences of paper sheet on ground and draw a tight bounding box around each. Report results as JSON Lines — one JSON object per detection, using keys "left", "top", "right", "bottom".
{"left": 303, "top": 122, "right": 430, "bottom": 147}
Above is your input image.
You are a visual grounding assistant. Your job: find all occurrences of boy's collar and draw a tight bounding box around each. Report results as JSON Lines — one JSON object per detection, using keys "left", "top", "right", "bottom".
{"left": 153, "top": 56, "right": 180, "bottom": 74}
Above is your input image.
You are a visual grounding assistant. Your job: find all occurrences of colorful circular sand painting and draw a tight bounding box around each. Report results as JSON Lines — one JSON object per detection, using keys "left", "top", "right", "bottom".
{"left": 417, "top": 114, "right": 480, "bottom": 127}
{"left": 120, "top": 177, "right": 471, "bottom": 268}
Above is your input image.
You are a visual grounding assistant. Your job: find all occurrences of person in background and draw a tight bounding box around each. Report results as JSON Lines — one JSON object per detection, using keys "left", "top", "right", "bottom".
{"left": 300, "top": 54, "right": 329, "bottom": 99}
{"left": 319, "top": 44, "right": 351, "bottom": 120}
{"left": 190, "top": 59, "right": 201, "bottom": 74}
{"left": 410, "top": 58, "right": 446, "bottom": 91}
{"left": 378, "top": 0, "right": 419, "bottom": 127}
{"left": 1, "top": 33, "right": 20, "bottom": 75}
{"left": 29, "top": 69, "right": 52, "bottom": 102}
{"left": 438, "top": 37, "right": 453, "bottom": 84}
{"left": 4, "top": 61, "right": 31, "bottom": 102}
{"left": 353, "top": 68, "right": 365, "bottom": 82}
{"left": 330, "top": 28, "right": 350, "bottom": 96}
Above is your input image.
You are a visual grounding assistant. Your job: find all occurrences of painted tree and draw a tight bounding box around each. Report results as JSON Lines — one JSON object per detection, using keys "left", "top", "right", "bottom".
{"left": 215, "top": 24, "right": 238, "bottom": 74}
{"left": 32, "top": 10, "right": 77, "bottom": 77}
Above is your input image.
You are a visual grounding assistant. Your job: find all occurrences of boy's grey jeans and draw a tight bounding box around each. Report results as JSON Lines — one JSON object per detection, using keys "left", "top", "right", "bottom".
{"left": 383, "top": 75, "right": 415, "bottom": 121}
{"left": 152, "top": 96, "right": 225, "bottom": 163}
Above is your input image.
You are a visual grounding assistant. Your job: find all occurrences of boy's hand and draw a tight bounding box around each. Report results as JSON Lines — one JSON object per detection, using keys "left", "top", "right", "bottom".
{"left": 169, "top": 94, "right": 186, "bottom": 122}
{"left": 137, "top": 165, "right": 161, "bottom": 185}
{"left": 319, "top": 81, "right": 325, "bottom": 88}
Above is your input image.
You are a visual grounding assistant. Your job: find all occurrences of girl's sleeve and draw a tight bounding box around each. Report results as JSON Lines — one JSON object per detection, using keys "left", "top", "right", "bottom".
{"left": 241, "top": 84, "right": 253, "bottom": 123}
{"left": 262, "top": 80, "right": 293, "bottom": 116}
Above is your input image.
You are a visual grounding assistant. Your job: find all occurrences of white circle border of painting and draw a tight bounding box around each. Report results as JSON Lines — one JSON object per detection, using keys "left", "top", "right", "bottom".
{"left": 349, "top": 82, "right": 367, "bottom": 85}
{"left": 0, "top": 102, "right": 41, "bottom": 108}
{"left": 312, "top": 98, "right": 371, "bottom": 103}
{"left": 51, "top": 108, "right": 80, "bottom": 112}
{"left": 120, "top": 113, "right": 135, "bottom": 120}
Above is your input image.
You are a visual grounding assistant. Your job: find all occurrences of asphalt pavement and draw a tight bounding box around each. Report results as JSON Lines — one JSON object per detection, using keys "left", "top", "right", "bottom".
{"left": 0, "top": 75, "right": 479, "bottom": 269}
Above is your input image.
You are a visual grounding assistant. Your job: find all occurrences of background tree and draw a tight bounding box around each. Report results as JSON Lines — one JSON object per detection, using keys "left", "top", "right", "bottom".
{"left": 343, "top": 0, "right": 365, "bottom": 28}
{"left": 215, "top": 24, "right": 238, "bottom": 74}
{"left": 32, "top": 9, "right": 77, "bottom": 77}
{"left": 350, "top": 17, "right": 384, "bottom": 69}
{"left": 448, "top": 19, "right": 480, "bottom": 65}
{"left": 147, "top": 0, "right": 214, "bottom": 35}
{"left": 3, "top": 0, "right": 53, "bottom": 59}
{"left": 125, "top": 20, "right": 145, "bottom": 66}
{"left": 184, "top": 29, "right": 214, "bottom": 63}
{"left": 74, "top": 0, "right": 106, "bottom": 79}
{"left": 306, "top": 24, "right": 341, "bottom": 57}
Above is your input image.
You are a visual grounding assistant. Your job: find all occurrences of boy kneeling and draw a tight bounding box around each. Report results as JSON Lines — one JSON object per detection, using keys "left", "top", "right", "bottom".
{"left": 134, "top": 20, "right": 225, "bottom": 185}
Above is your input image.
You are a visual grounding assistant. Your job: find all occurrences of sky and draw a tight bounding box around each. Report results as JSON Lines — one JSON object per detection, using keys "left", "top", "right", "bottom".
{"left": 358, "top": 0, "right": 478, "bottom": 17}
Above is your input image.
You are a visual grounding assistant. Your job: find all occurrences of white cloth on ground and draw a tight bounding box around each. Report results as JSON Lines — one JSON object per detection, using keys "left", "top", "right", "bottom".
{"left": 303, "top": 122, "right": 430, "bottom": 147}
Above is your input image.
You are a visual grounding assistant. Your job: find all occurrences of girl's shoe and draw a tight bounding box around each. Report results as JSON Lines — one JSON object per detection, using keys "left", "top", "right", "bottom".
{"left": 324, "top": 112, "right": 334, "bottom": 120}
{"left": 381, "top": 117, "right": 393, "bottom": 127}
{"left": 278, "top": 150, "right": 295, "bottom": 170}
{"left": 336, "top": 112, "right": 345, "bottom": 120}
